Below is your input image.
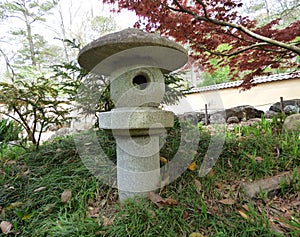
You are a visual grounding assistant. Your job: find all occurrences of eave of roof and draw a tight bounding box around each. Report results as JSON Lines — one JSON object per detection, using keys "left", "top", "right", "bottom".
{"left": 185, "top": 71, "right": 300, "bottom": 94}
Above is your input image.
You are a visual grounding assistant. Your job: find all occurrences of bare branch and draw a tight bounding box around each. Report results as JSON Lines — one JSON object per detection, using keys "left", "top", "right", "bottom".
{"left": 0, "top": 48, "right": 15, "bottom": 82}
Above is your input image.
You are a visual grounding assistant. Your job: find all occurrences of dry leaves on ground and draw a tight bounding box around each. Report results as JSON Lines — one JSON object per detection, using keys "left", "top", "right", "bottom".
{"left": 218, "top": 198, "right": 235, "bottom": 205}
{"left": 147, "top": 192, "right": 178, "bottom": 209}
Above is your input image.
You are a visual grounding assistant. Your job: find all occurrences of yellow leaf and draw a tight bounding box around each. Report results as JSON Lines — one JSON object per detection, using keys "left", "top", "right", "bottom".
{"left": 238, "top": 210, "right": 249, "bottom": 220}
{"left": 189, "top": 232, "right": 205, "bottom": 237}
{"left": 188, "top": 162, "right": 197, "bottom": 171}
{"left": 7, "top": 202, "right": 23, "bottom": 210}
{"left": 160, "top": 156, "right": 168, "bottom": 165}
{"left": 22, "top": 213, "right": 32, "bottom": 220}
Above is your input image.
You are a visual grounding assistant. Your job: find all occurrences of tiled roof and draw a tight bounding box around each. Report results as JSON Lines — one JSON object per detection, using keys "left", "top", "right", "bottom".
{"left": 185, "top": 71, "right": 300, "bottom": 94}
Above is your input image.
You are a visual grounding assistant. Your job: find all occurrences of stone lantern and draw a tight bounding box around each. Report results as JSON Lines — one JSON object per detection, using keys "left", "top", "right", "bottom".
{"left": 78, "top": 28, "right": 188, "bottom": 200}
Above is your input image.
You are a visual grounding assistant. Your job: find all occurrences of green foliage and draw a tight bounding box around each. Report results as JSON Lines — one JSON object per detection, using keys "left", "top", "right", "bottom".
{"left": 91, "top": 16, "right": 118, "bottom": 35}
{"left": 0, "top": 0, "right": 59, "bottom": 68}
{"left": 0, "top": 119, "right": 21, "bottom": 142}
{"left": 0, "top": 77, "right": 73, "bottom": 150}
{"left": 198, "top": 53, "right": 231, "bottom": 87}
{"left": 0, "top": 116, "right": 299, "bottom": 236}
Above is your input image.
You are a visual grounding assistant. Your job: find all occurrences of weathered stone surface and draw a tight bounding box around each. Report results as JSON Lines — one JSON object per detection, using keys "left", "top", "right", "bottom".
{"left": 265, "top": 110, "right": 279, "bottom": 118}
{"left": 99, "top": 108, "right": 174, "bottom": 136}
{"left": 78, "top": 28, "right": 188, "bottom": 75}
{"left": 227, "top": 116, "right": 240, "bottom": 124}
{"left": 225, "top": 105, "right": 264, "bottom": 121}
{"left": 210, "top": 112, "right": 226, "bottom": 124}
{"left": 178, "top": 112, "right": 198, "bottom": 125}
{"left": 283, "top": 113, "right": 300, "bottom": 132}
{"left": 284, "top": 105, "right": 299, "bottom": 114}
{"left": 269, "top": 99, "right": 300, "bottom": 114}
{"left": 209, "top": 105, "right": 263, "bottom": 124}
{"left": 78, "top": 28, "right": 188, "bottom": 201}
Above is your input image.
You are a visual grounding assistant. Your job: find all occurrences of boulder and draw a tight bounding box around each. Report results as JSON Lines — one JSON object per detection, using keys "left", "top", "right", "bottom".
{"left": 210, "top": 112, "right": 226, "bottom": 124}
{"left": 283, "top": 114, "right": 300, "bottom": 133}
{"left": 284, "top": 105, "right": 299, "bottom": 114}
{"left": 265, "top": 110, "right": 279, "bottom": 118}
{"left": 225, "top": 105, "right": 264, "bottom": 121}
{"left": 227, "top": 116, "right": 240, "bottom": 124}
{"left": 269, "top": 99, "right": 300, "bottom": 114}
{"left": 179, "top": 112, "right": 198, "bottom": 125}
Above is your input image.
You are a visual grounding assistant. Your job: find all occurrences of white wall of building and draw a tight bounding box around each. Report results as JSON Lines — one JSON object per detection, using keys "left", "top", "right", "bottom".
{"left": 167, "top": 78, "right": 300, "bottom": 115}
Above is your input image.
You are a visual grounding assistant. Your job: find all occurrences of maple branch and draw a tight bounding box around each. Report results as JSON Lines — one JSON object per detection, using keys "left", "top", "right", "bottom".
{"left": 195, "top": 0, "right": 208, "bottom": 18}
{"left": 188, "top": 37, "right": 272, "bottom": 57}
{"left": 164, "top": 1, "right": 300, "bottom": 56}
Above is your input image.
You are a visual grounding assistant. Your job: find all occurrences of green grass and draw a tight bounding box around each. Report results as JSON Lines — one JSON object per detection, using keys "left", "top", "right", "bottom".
{"left": 0, "top": 117, "right": 299, "bottom": 236}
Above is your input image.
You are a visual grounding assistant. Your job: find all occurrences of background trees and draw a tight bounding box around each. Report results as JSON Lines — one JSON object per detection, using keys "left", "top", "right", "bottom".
{"left": 0, "top": 0, "right": 121, "bottom": 148}
{"left": 103, "top": 0, "right": 300, "bottom": 88}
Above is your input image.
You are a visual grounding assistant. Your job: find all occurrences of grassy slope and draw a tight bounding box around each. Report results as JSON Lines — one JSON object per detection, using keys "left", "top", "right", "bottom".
{"left": 0, "top": 118, "right": 299, "bottom": 237}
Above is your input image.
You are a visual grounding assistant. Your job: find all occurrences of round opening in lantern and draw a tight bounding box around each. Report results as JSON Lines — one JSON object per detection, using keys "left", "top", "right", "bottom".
{"left": 132, "top": 75, "right": 148, "bottom": 90}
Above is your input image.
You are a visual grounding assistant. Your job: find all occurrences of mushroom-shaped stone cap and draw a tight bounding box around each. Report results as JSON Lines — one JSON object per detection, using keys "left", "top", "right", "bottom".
{"left": 78, "top": 28, "right": 188, "bottom": 76}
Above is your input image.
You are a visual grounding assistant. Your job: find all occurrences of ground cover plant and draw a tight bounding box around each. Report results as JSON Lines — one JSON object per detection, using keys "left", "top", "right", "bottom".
{"left": 0, "top": 117, "right": 299, "bottom": 236}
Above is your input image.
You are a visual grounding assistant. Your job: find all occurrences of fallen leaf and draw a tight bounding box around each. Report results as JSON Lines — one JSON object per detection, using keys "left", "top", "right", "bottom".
{"left": 147, "top": 192, "right": 178, "bottom": 208}
{"left": 61, "top": 189, "right": 72, "bottom": 203}
{"left": 160, "top": 156, "right": 168, "bottom": 165}
{"left": 22, "top": 169, "right": 30, "bottom": 176}
{"left": 254, "top": 156, "right": 263, "bottom": 163}
{"left": 102, "top": 215, "right": 114, "bottom": 227}
{"left": 218, "top": 198, "right": 235, "bottom": 205}
{"left": 182, "top": 211, "right": 189, "bottom": 220}
{"left": 161, "top": 198, "right": 178, "bottom": 206}
{"left": 207, "top": 169, "right": 214, "bottom": 177}
{"left": 242, "top": 204, "right": 249, "bottom": 212}
{"left": 238, "top": 210, "right": 249, "bottom": 220}
{"left": 22, "top": 213, "right": 32, "bottom": 220}
{"left": 194, "top": 179, "right": 202, "bottom": 193}
{"left": 215, "top": 182, "right": 224, "bottom": 189}
{"left": 7, "top": 202, "right": 23, "bottom": 210}
{"left": 0, "top": 221, "right": 12, "bottom": 234}
{"left": 189, "top": 232, "right": 205, "bottom": 237}
{"left": 33, "top": 187, "right": 46, "bottom": 192}
{"left": 188, "top": 162, "right": 197, "bottom": 171}
{"left": 87, "top": 206, "right": 100, "bottom": 218}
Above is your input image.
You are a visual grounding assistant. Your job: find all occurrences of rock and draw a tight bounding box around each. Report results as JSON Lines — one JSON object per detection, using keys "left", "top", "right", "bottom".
{"left": 242, "top": 106, "right": 264, "bottom": 120}
{"left": 269, "top": 99, "right": 300, "bottom": 113}
{"left": 284, "top": 105, "right": 299, "bottom": 114}
{"left": 265, "top": 110, "right": 279, "bottom": 118}
{"left": 209, "top": 105, "right": 263, "bottom": 124}
{"left": 283, "top": 114, "right": 300, "bottom": 132}
{"left": 179, "top": 112, "right": 198, "bottom": 125}
{"left": 227, "top": 116, "right": 240, "bottom": 124}
{"left": 195, "top": 112, "right": 207, "bottom": 123}
{"left": 210, "top": 112, "right": 226, "bottom": 124}
{"left": 225, "top": 105, "right": 264, "bottom": 121}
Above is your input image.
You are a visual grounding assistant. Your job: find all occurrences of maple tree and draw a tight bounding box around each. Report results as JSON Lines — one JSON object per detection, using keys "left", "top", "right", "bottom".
{"left": 102, "top": 0, "right": 300, "bottom": 88}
